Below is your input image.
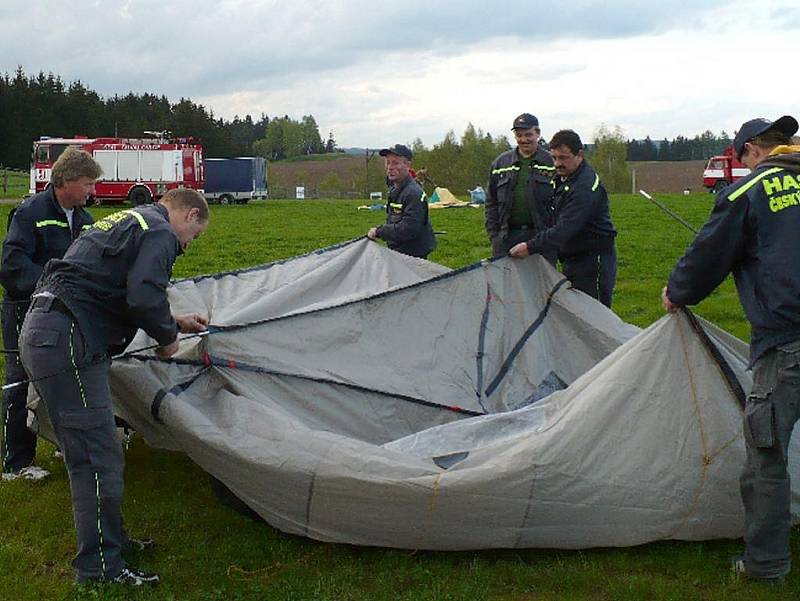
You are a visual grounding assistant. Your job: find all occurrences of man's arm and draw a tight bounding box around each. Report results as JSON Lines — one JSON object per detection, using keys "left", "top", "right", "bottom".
{"left": 376, "top": 192, "right": 427, "bottom": 243}
{"left": 0, "top": 208, "right": 43, "bottom": 297}
{"left": 665, "top": 193, "right": 748, "bottom": 307}
{"left": 126, "top": 229, "right": 179, "bottom": 346}
{"left": 525, "top": 183, "right": 597, "bottom": 255}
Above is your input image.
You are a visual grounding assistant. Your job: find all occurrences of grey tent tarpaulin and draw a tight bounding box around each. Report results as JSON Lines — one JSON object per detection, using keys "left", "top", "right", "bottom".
{"left": 92, "top": 238, "right": 800, "bottom": 549}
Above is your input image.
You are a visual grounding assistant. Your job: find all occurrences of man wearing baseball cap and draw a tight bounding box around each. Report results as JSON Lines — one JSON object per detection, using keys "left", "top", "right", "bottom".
{"left": 663, "top": 115, "right": 800, "bottom": 583}
{"left": 484, "top": 113, "right": 556, "bottom": 263}
{"left": 367, "top": 144, "right": 436, "bottom": 259}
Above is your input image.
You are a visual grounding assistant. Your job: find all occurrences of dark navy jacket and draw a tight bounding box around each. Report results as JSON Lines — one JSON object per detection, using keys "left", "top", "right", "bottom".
{"left": 0, "top": 187, "right": 94, "bottom": 300}
{"left": 37, "top": 203, "right": 181, "bottom": 356}
{"left": 526, "top": 160, "right": 616, "bottom": 258}
{"left": 668, "top": 150, "right": 800, "bottom": 362}
{"left": 377, "top": 175, "right": 436, "bottom": 258}
{"left": 485, "top": 146, "right": 555, "bottom": 242}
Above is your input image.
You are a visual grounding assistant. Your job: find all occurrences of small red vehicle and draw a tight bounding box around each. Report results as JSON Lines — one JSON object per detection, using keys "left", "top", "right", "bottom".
{"left": 702, "top": 145, "right": 750, "bottom": 194}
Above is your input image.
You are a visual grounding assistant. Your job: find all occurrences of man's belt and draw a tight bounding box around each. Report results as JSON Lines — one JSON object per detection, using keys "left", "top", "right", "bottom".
{"left": 31, "top": 294, "right": 72, "bottom": 317}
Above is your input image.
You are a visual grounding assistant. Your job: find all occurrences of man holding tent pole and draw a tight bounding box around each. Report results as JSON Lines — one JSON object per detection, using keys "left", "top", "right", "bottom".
{"left": 663, "top": 115, "right": 800, "bottom": 583}
{"left": 485, "top": 113, "right": 556, "bottom": 263}
{"left": 19, "top": 188, "right": 210, "bottom": 587}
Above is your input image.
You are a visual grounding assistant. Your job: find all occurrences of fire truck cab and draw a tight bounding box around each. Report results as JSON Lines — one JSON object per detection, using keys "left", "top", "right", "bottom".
{"left": 702, "top": 145, "right": 750, "bottom": 194}
{"left": 30, "top": 134, "right": 204, "bottom": 205}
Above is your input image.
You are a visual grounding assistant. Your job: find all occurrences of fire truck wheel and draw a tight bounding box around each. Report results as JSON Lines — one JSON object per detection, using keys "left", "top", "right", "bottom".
{"left": 712, "top": 180, "right": 728, "bottom": 194}
{"left": 128, "top": 186, "right": 152, "bottom": 206}
{"left": 219, "top": 194, "right": 234, "bottom": 205}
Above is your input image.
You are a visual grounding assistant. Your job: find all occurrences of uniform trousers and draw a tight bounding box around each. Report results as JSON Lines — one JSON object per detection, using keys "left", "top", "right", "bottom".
{"left": 560, "top": 246, "right": 617, "bottom": 308}
{"left": 740, "top": 339, "right": 800, "bottom": 579}
{"left": 1, "top": 299, "right": 36, "bottom": 472}
{"left": 20, "top": 299, "right": 126, "bottom": 581}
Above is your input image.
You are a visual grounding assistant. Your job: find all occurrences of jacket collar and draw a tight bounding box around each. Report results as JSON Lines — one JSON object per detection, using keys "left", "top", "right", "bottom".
{"left": 45, "top": 185, "right": 67, "bottom": 215}
{"left": 390, "top": 174, "right": 413, "bottom": 195}
{"left": 513, "top": 146, "right": 545, "bottom": 164}
{"left": 558, "top": 159, "right": 588, "bottom": 185}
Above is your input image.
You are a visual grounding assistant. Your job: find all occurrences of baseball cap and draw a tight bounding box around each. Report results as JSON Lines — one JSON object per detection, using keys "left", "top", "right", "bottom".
{"left": 733, "top": 115, "right": 798, "bottom": 160}
{"left": 511, "top": 113, "right": 539, "bottom": 130}
{"left": 379, "top": 144, "right": 412, "bottom": 160}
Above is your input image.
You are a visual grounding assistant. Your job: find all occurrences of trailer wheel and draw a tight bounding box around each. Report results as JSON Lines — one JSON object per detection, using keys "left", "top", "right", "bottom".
{"left": 128, "top": 186, "right": 152, "bottom": 206}
{"left": 219, "top": 193, "right": 234, "bottom": 205}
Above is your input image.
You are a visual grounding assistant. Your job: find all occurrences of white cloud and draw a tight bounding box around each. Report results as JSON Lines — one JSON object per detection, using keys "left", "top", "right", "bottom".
{"left": 1, "top": 0, "right": 798, "bottom": 146}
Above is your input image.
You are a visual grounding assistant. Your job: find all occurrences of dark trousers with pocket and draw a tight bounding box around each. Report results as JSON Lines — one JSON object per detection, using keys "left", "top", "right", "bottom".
{"left": 740, "top": 339, "right": 800, "bottom": 579}
{"left": 19, "top": 301, "right": 125, "bottom": 581}
{"left": 1, "top": 299, "right": 36, "bottom": 472}
{"left": 560, "top": 246, "right": 617, "bottom": 308}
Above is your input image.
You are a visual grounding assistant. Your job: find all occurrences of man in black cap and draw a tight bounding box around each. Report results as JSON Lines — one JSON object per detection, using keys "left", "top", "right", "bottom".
{"left": 663, "top": 115, "right": 800, "bottom": 583}
{"left": 367, "top": 144, "right": 436, "bottom": 259}
{"left": 485, "top": 113, "right": 556, "bottom": 263}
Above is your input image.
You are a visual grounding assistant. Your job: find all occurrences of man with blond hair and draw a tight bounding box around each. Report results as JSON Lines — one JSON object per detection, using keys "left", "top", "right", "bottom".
{"left": 1, "top": 147, "right": 100, "bottom": 481}
{"left": 20, "top": 188, "right": 210, "bottom": 587}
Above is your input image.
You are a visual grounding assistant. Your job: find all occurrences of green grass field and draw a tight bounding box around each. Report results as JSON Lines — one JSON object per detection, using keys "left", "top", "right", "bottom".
{"left": 0, "top": 194, "right": 796, "bottom": 601}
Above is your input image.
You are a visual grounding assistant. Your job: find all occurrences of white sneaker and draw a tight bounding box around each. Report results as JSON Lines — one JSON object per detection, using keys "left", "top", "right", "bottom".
{"left": 2, "top": 465, "right": 50, "bottom": 481}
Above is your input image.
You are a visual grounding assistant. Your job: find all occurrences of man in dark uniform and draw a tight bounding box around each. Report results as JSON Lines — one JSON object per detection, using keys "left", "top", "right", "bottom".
{"left": 367, "top": 144, "right": 436, "bottom": 259}
{"left": 663, "top": 115, "right": 800, "bottom": 583}
{"left": 19, "top": 188, "right": 210, "bottom": 586}
{"left": 1, "top": 147, "right": 99, "bottom": 480}
{"left": 485, "top": 113, "right": 556, "bottom": 263}
{"left": 511, "top": 130, "right": 617, "bottom": 307}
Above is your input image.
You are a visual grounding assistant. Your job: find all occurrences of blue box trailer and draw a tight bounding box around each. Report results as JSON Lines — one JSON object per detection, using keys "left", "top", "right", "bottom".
{"left": 204, "top": 157, "right": 267, "bottom": 204}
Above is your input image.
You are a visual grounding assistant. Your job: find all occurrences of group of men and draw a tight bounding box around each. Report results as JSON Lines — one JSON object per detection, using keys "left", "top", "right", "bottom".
{"left": 369, "top": 114, "right": 618, "bottom": 307}
{"left": 2, "top": 113, "right": 800, "bottom": 588}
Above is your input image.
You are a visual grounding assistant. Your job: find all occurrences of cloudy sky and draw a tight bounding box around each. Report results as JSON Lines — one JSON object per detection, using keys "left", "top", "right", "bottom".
{"left": 2, "top": 0, "right": 799, "bottom": 147}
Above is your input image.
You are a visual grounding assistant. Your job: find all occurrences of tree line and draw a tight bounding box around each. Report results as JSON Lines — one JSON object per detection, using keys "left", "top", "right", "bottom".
{"left": 626, "top": 130, "right": 732, "bottom": 161}
{"left": 0, "top": 68, "right": 337, "bottom": 170}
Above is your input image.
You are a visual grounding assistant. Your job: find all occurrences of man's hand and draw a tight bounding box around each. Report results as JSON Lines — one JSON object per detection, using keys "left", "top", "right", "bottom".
{"left": 662, "top": 286, "right": 680, "bottom": 313}
{"left": 509, "top": 242, "right": 530, "bottom": 258}
{"left": 175, "top": 313, "right": 209, "bottom": 333}
{"left": 156, "top": 340, "right": 179, "bottom": 358}
{"left": 367, "top": 227, "right": 379, "bottom": 240}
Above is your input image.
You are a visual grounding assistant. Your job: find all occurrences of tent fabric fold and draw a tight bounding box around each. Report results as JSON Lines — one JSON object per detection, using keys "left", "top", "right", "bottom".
{"left": 100, "top": 238, "right": 799, "bottom": 550}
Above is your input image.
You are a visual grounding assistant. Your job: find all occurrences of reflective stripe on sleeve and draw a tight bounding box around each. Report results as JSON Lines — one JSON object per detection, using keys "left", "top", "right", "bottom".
{"left": 35, "top": 220, "right": 69, "bottom": 228}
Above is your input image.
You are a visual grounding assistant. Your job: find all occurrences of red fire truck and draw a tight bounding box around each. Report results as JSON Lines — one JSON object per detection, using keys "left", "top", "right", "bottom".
{"left": 30, "top": 134, "right": 204, "bottom": 204}
{"left": 702, "top": 145, "right": 750, "bottom": 193}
